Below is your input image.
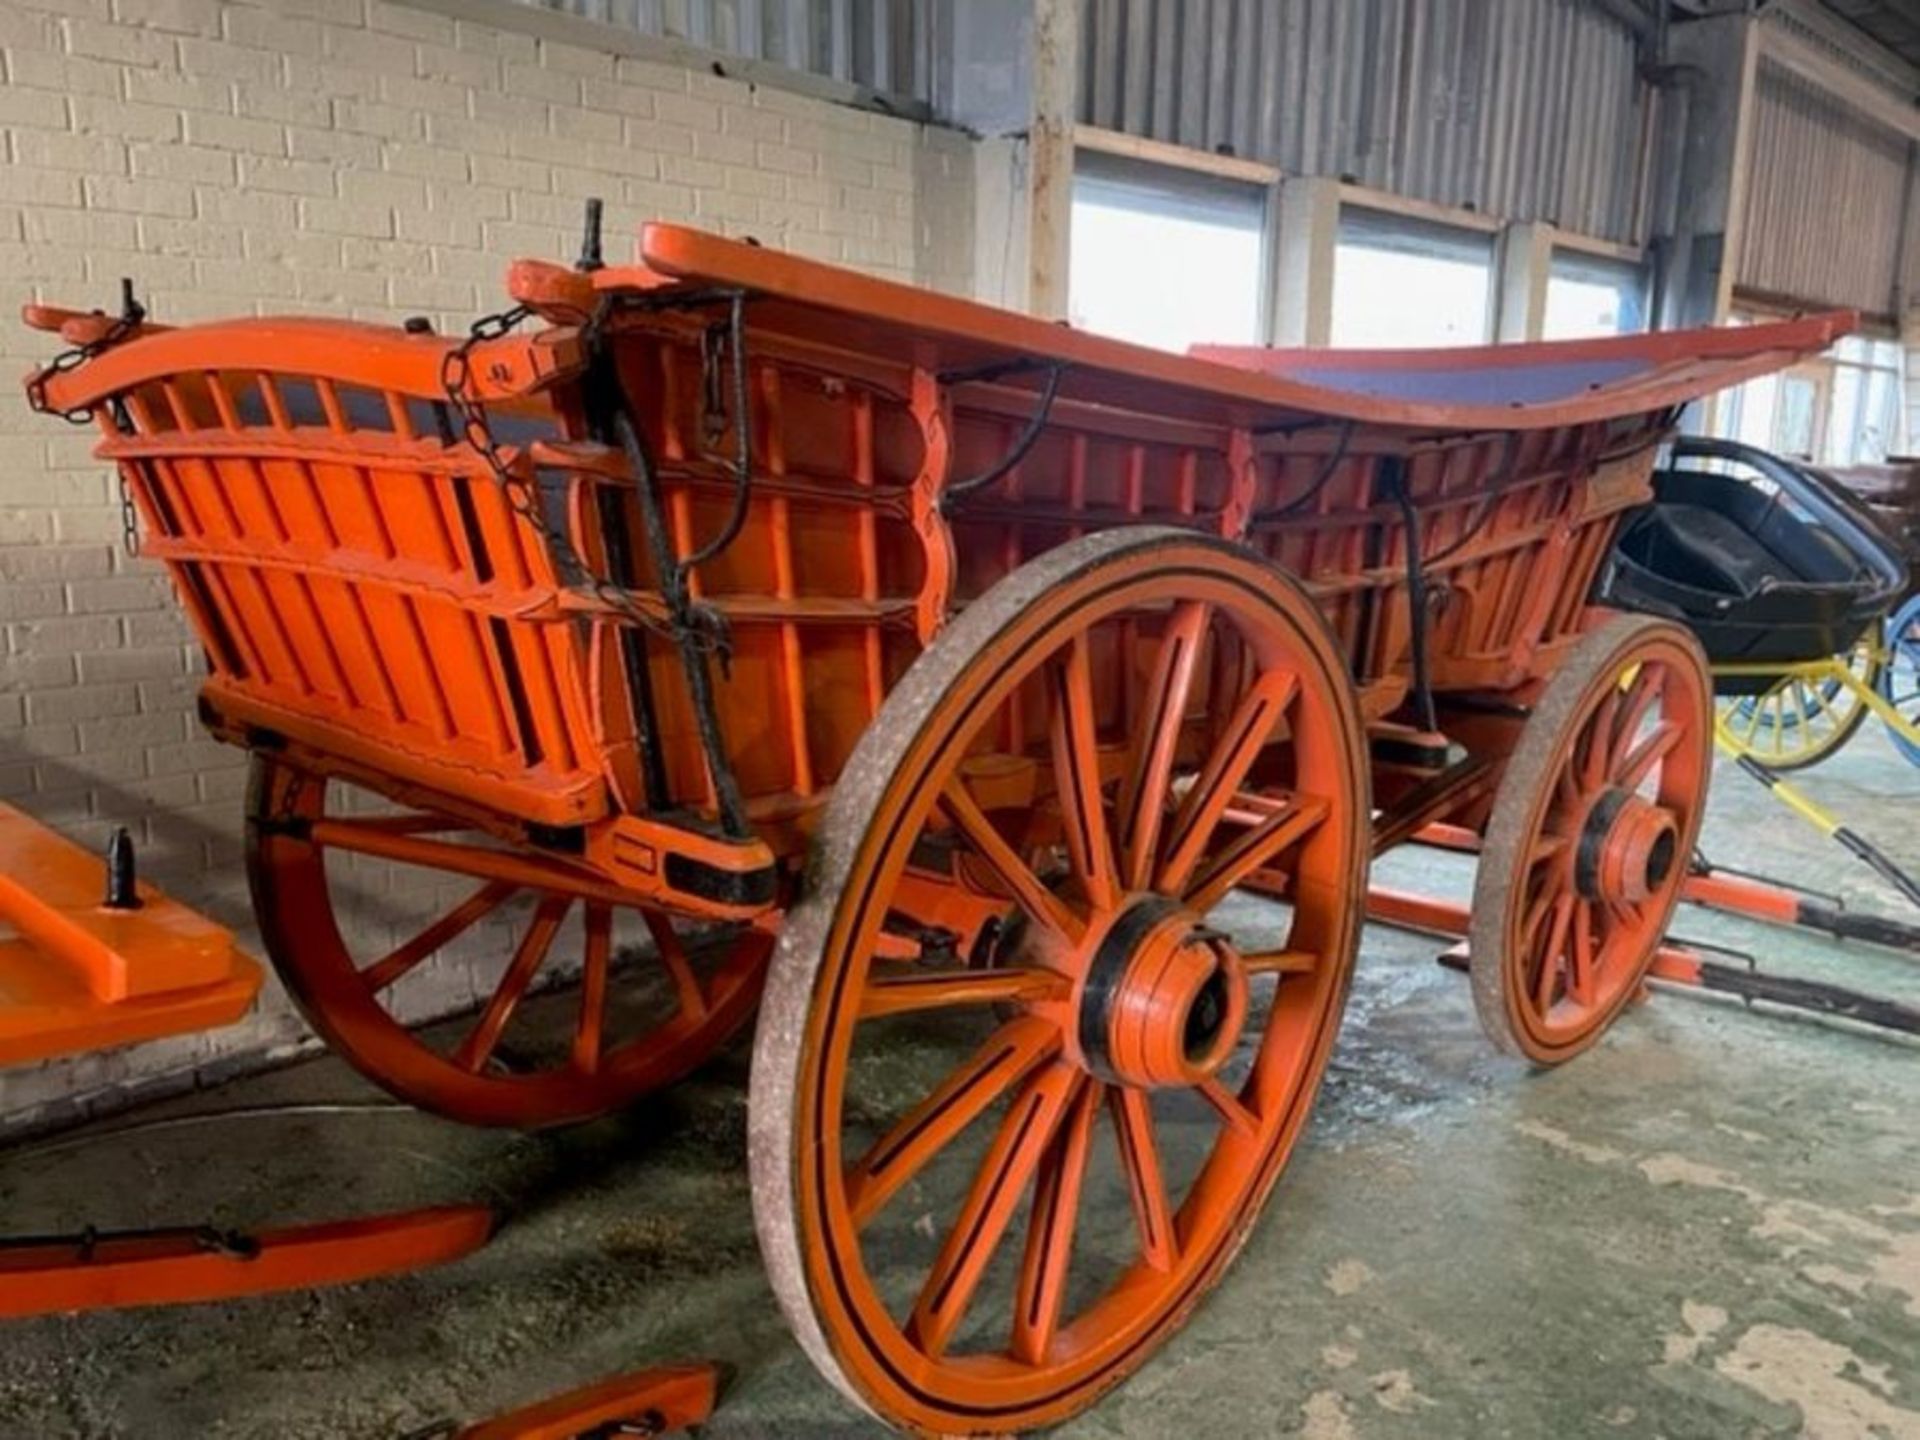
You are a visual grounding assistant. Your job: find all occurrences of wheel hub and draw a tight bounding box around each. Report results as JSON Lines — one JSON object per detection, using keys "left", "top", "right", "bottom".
{"left": 1574, "top": 787, "right": 1678, "bottom": 906}
{"left": 1075, "top": 897, "right": 1248, "bottom": 1089}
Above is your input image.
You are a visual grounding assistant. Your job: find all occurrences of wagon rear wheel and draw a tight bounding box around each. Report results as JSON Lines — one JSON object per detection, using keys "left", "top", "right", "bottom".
{"left": 1471, "top": 613, "right": 1711, "bottom": 1066}
{"left": 749, "top": 528, "right": 1369, "bottom": 1435}
{"left": 247, "top": 755, "right": 769, "bottom": 1128}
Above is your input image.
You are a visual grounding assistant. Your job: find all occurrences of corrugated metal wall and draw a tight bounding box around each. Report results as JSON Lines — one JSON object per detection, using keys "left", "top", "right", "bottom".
{"left": 1077, "top": 0, "right": 1656, "bottom": 244}
{"left": 517, "top": 0, "right": 933, "bottom": 105}
{"left": 1738, "top": 59, "right": 1913, "bottom": 321}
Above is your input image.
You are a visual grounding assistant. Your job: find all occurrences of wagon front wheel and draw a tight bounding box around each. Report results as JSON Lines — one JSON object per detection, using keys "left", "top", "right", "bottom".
{"left": 247, "top": 755, "right": 770, "bottom": 1128}
{"left": 749, "top": 528, "right": 1369, "bottom": 1435}
{"left": 1471, "top": 613, "right": 1711, "bottom": 1066}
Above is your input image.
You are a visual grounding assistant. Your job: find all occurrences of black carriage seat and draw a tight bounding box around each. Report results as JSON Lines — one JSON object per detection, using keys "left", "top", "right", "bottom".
{"left": 1598, "top": 437, "right": 1908, "bottom": 673}
{"left": 1615, "top": 481, "right": 1861, "bottom": 601}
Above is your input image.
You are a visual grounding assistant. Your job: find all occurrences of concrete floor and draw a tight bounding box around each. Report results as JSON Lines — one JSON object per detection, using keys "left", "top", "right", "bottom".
{"left": 1, "top": 732, "right": 1917, "bottom": 1439}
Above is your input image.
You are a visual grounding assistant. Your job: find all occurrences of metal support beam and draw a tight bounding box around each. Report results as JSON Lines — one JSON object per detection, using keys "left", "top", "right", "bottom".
{"left": 1758, "top": 15, "right": 1920, "bottom": 142}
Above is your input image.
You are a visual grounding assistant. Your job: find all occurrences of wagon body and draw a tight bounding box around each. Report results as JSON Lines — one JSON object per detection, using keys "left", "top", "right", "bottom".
{"left": 24, "top": 223, "right": 1848, "bottom": 1438}
{"left": 29, "top": 224, "right": 1846, "bottom": 899}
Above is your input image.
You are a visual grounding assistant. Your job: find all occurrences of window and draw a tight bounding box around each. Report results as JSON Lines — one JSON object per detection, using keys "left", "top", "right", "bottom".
{"left": 1543, "top": 250, "right": 1648, "bottom": 339}
{"left": 1330, "top": 208, "right": 1493, "bottom": 348}
{"left": 1711, "top": 319, "right": 1904, "bottom": 466}
{"left": 1068, "top": 152, "right": 1267, "bottom": 353}
{"left": 1829, "top": 336, "right": 1904, "bottom": 466}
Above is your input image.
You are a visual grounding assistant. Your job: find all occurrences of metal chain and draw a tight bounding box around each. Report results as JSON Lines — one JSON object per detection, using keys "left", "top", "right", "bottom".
{"left": 436, "top": 305, "right": 727, "bottom": 660}
{"left": 25, "top": 288, "right": 147, "bottom": 426}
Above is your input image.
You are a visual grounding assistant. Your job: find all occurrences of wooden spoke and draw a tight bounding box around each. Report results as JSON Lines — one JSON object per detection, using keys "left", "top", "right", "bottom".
{"left": 1568, "top": 900, "right": 1597, "bottom": 1006}
{"left": 1616, "top": 720, "right": 1680, "bottom": 792}
{"left": 858, "top": 967, "right": 1070, "bottom": 1021}
{"left": 1530, "top": 893, "right": 1576, "bottom": 1014}
{"left": 844, "top": 1017, "right": 1060, "bottom": 1228}
{"left": 360, "top": 879, "right": 517, "bottom": 994}
{"left": 1237, "top": 948, "right": 1318, "bottom": 977}
{"left": 573, "top": 904, "right": 611, "bottom": 1073}
{"left": 1108, "top": 1086, "right": 1177, "bottom": 1271}
{"left": 453, "top": 895, "right": 568, "bottom": 1073}
{"left": 1157, "top": 667, "right": 1299, "bottom": 895}
{"left": 1608, "top": 663, "right": 1661, "bottom": 769}
{"left": 1197, "top": 1076, "right": 1258, "bottom": 1137}
{"left": 1182, "top": 792, "right": 1330, "bottom": 914}
{"left": 1049, "top": 633, "right": 1119, "bottom": 911}
{"left": 939, "top": 782, "right": 1081, "bottom": 939}
{"left": 1117, "top": 602, "right": 1211, "bottom": 890}
{"left": 1581, "top": 683, "right": 1623, "bottom": 791}
{"left": 1527, "top": 832, "right": 1570, "bottom": 869}
{"left": 1011, "top": 1077, "right": 1099, "bottom": 1365}
{"left": 643, "top": 910, "right": 708, "bottom": 1021}
{"left": 906, "top": 1063, "right": 1082, "bottom": 1358}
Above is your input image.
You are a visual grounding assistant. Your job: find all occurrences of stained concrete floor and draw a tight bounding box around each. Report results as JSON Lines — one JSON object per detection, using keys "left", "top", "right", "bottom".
{"left": 1, "top": 732, "right": 1917, "bottom": 1440}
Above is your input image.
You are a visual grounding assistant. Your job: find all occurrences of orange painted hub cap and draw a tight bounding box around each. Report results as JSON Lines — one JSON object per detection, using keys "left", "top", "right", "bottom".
{"left": 1073, "top": 898, "right": 1249, "bottom": 1090}
{"left": 1578, "top": 789, "right": 1680, "bottom": 908}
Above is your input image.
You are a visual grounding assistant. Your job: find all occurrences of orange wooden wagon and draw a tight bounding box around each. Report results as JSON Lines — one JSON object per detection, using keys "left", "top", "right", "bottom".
{"left": 24, "top": 222, "right": 1842, "bottom": 1436}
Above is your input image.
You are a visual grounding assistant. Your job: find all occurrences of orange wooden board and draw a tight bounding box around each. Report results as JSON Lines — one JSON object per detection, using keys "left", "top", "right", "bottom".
{"left": 0, "top": 1205, "right": 493, "bottom": 1317}
{"left": 0, "top": 802, "right": 262, "bottom": 1066}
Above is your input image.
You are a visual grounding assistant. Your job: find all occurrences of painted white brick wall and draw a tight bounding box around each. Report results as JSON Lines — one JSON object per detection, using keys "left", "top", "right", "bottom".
{"left": 0, "top": 0, "right": 978, "bottom": 1132}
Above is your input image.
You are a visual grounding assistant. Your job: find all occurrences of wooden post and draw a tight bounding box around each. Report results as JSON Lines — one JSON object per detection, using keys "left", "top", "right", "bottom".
{"left": 1027, "top": 0, "right": 1080, "bottom": 319}
{"left": 1497, "top": 222, "right": 1555, "bottom": 343}
{"left": 1272, "top": 176, "right": 1340, "bottom": 346}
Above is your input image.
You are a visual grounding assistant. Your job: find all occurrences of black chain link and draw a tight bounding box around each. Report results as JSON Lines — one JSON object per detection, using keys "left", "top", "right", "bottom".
{"left": 26, "top": 282, "right": 150, "bottom": 556}
{"left": 436, "top": 304, "right": 725, "bottom": 659}
{"left": 25, "top": 284, "right": 147, "bottom": 426}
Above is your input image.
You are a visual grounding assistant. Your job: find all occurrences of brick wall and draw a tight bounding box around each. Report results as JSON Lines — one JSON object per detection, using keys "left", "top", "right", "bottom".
{"left": 0, "top": 0, "right": 978, "bottom": 1131}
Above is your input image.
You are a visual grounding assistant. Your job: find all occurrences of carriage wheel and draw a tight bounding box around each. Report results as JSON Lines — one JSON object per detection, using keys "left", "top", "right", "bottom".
{"left": 749, "top": 528, "right": 1368, "bottom": 1435}
{"left": 1471, "top": 614, "right": 1710, "bottom": 1066}
{"left": 1712, "top": 635, "right": 1880, "bottom": 772}
{"left": 1881, "top": 595, "right": 1920, "bottom": 769}
{"left": 247, "top": 755, "right": 769, "bottom": 1128}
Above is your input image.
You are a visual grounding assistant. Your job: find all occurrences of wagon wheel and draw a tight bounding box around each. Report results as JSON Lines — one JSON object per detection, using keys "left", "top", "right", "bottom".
{"left": 1881, "top": 594, "right": 1920, "bottom": 769}
{"left": 750, "top": 528, "right": 1369, "bottom": 1435}
{"left": 1471, "top": 614, "right": 1711, "bottom": 1066}
{"left": 1712, "top": 634, "right": 1882, "bottom": 772}
{"left": 247, "top": 755, "right": 770, "bottom": 1128}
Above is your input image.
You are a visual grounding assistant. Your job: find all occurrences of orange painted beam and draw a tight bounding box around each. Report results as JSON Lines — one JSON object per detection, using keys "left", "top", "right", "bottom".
{"left": 457, "top": 1363, "right": 721, "bottom": 1440}
{"left": 0, "top": 1206, "right": 493, "bottom": 1317}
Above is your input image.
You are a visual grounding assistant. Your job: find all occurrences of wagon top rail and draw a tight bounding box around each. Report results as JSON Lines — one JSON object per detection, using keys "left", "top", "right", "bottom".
{"left": 28, "top": 222, "right": 1849, "bottom": 444}
{"left": 614, "top": 224, "right": 1850, "bottom": 435}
